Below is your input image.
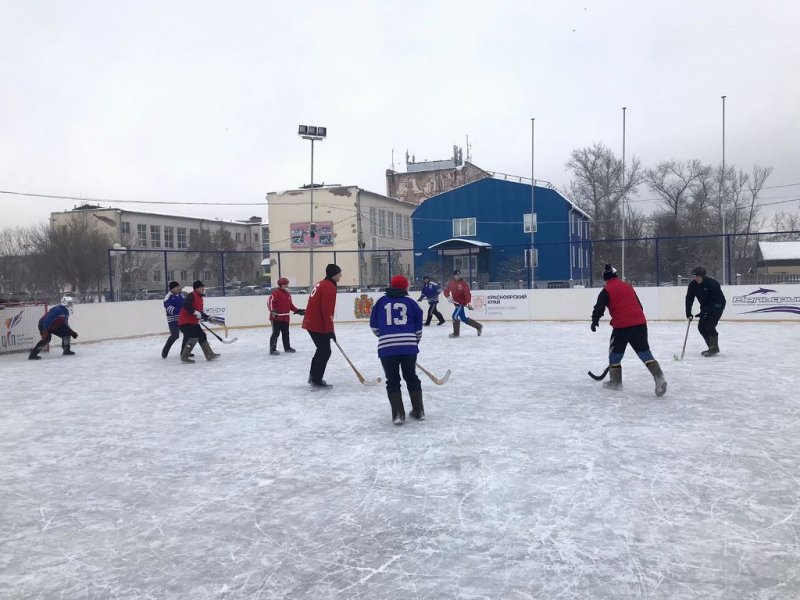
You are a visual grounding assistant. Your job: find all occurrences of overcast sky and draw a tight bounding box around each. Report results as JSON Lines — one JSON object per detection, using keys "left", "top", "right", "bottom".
{"left": 1, "top": 0, "right": 799, "bottom": 229}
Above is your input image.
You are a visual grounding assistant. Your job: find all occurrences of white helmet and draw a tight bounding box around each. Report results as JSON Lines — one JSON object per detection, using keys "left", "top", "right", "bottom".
{"left": 60, "top": 296, "right": 74, "bottom": 312}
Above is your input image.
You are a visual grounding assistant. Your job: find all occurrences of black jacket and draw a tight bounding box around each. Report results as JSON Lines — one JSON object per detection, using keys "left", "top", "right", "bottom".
{"left": 685, "top": 277, "right": 726, "bottom": 317}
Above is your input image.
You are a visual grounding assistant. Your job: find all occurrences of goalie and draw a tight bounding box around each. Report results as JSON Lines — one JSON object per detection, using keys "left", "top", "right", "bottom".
{"left": 28, "top": 296, "right": 78, "bottom": 360}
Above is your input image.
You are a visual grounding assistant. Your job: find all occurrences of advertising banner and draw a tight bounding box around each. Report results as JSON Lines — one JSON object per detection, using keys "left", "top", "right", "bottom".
{"left": 728, "top": 286, "right": 800, "bottom": 319}
{"left": 290, "top": 221, "right": 334, "bottom": 249}
{"left": 467, "top": 291, "right": 530, "bottom": 320}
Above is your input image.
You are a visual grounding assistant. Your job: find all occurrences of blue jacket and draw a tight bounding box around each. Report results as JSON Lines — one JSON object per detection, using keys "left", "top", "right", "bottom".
{"left": 163, "top": 292, "right": 184, "bottom": 324}
{"left": 39, "top": 305, "right": 71, "bottom": 332}
{"left": 370, "top": 289, "right": 423, "bottom": 358}
{"left": 418, "top": 281, "right": 442, "bottom": 304}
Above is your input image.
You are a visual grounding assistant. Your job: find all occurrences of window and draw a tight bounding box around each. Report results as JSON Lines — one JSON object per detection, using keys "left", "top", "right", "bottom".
{"left": 453, "top": 254, "right": 477, "bottom": 275}
{"left": 369, "top": 207, "right": 377, "bottom": 235}
{"left": 177, "top": 228, "right": 187, "bottom": 249}
{"left": 150, "top": 225, "right": 161, "bottom": 248}
{"left": 121, "top": 221, "right": 130, "bottom": 235}
{"left": 164, "top": 226, "right": 174, "bottom": 248}
{"left": 452, "top": 217, "right": 476, "bottom": 237}
{"left": 137, "top": 224, "right": 147, "bottom": 247}
{"left": 378, "top": 209, "right": 386, "bottom": 236}
{"left": 524, "top": 248, "right": 538, "bottom": 268}
{"left": 180, "top": 270, "right": 188, "bottom": 281}
{"left": 153, "top": 270, "right": 162, "bottom": 282}
{"left": 190, "top": 229, "right": 199, "bottom": 243}
{"left": 524, "top": 213, "right": 537, "bottom": 233}
{"left": 203, "top": 270, "right": 211, "bottom": 281}
{"left": 254, "top": 233, "right": 259, "bottom": 242}
{"left": 236, "top": 232, "right": 242, "bottom": 242}
{"left": 167, "top": 270, "right": 175, "bottom": 281}
{"left": 387, "top": 211, "right": 395, "bottom": 237}
{"left": 395, "top": 214, "right": 403, "bottom": 240}
{"left": 192, "top": 271, "right": 199, "bottom": 281}
{"left": 404, "top": 215, "right": 411, "bottom": 240}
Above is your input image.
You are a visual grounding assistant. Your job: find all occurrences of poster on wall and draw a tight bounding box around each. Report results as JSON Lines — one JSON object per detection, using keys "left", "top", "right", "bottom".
{"left": 729, "top": 286, "right": 800, "bottom": 318}
{"left": 467, "top": 292, "right": 530, "bottom": 320}
{"left": 290, "top": 222, "right": 334, "bottom": 249}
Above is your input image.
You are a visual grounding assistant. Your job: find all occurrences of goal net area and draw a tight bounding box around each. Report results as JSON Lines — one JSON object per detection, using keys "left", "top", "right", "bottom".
{"left": 0, "top": 302, "right": 48, "bottom": 354}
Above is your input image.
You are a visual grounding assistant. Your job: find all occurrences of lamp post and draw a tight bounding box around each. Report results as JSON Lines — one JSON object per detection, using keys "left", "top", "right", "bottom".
{"left": 530, "top": 117, "right": 535, "bottom": 290}
{"left": 110, "top": 243, "right": 127, "bottom": 302}
{"left": 298, "top": 124, "right": 327, "bottom": 290}
{"left": 621, "top": 106, "right": 627, "bottom": 280}
{"left": 720, "top": 96, "right": 727, "bottom": 285}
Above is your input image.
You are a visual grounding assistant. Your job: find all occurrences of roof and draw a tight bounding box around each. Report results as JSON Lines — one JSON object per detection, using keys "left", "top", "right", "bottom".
{"left": 428, "top": 238, "right": 492, "bottom": 250}
{"left": 758, "top": 241, "right": 800, "bottom": 261}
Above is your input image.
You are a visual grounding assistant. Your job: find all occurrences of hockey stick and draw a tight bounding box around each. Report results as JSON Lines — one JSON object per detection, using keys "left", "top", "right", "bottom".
{"left": 333, "top": 340, "right": 382, "bottom": 386}
{"left": 417, "top": 362, "right": 451, "bottom": 385}
{"left": 588, "top": 366, "right": 610, "bottom": 381}
{"left": 201, "top": 321, "right": 238, "bottom": 344}
{"left": 673, "top": 316, "right": 693, "bottom": 361}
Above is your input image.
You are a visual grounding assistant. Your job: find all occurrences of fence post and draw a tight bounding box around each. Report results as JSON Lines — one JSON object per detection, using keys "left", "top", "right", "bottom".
{"left": 163, "top": 251, "right": 168, "bottom": 293}
{"left": 387, "top": 249, "right": 392, "bottom": 280}
{"left": 107, "top": 250, "right": 114, "bottom": 302}
{"left": 654, "top": 238, "right": 661, "bottom": 286}
{"left": 588, "top": 241, "right": 594, "bottom": 287}
{"left": 725, "top": 234, "right": 732, "bottom": 285}
{"left": 220, "top": 252, "right": 226, "bottom": 296}
{"left": 277, "top": 252, "right": 281, "bottom": 283}
{"left": 527, "top": 245, "right": 532, "bottom": 289}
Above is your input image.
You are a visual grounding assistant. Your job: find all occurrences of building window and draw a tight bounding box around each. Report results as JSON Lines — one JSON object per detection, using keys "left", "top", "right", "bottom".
{"left": 203, "top": 270, "right": 211, "bottom": 281}
{"left": 524, "top": 213, "right": 537, "bottom": 233}
{"left": 378, "top": 209, "right": 386, "bottom": 236}
{"left": 387, "top": 211, "right": 395, "bottom": 237}
{"left": 167, "top": 270, "right": 175, "bottom": 282}
{"left": 369, "top": 207, "right": 377, "bottom": 235}
{"left": 177, "top": 228, "right": 187, "bottom": 249}
{"left": 236, "top": 232, "right": 242, "bottom": 242}
{"left": 395, "top": 214, "right": 403, "bottom": 240}
{"left": 190, "top": 229, "right": 199, "bottom": 243}
{"left": 453, "top": 217, "right": 476, "bottom": 237}
{"left": 164, "top": 226, "right": 174, "bottom": 248}
{"left": 137, "top": 224, "right": 147, "bottom": 247}
{"left": 121, "top": 221, "right": 130, "bottom": 235}
{"left": 404, "top": 215, "right": 411, "bottom": 240}
{"left": 180, "top": 270, "right": 188, "bottom": 281}
{"left": 153, "top": 269, "right": 162, "bottom": 282}
{"left": 254, "top": 232, "right": 259, "bottom": 242}
{"left": 150, "top": 225, "right": 161, "bottom": 248}
{"left": 524, "top": 248, "right": 538, "bottom": 268}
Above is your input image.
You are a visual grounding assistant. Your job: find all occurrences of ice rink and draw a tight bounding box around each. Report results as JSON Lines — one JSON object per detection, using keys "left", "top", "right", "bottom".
{"left": 2, "top": 320, "right": 800, "bottom": 599}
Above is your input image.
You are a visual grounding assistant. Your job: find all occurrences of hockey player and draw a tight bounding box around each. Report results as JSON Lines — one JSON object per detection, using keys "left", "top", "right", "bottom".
{"left": 685, "top": 266, "right": 726, "bottom": 356}
{"left": 162, "top": 281, "right": 185, "bottom": 358}
{"left": 302, "top": 264, "right": 341, "bottom": 388}
{"left": 177, "top": 280, "right": 219, "bottom": 363}
{"left": 371, "top": 275, "right": 425, "bottom": 425}
{"left": 28, "top": 296, "right": 78, "bottom": 360}
{"left": 443, "top": 269, "right": 483, "bottom": 337}
{"left": 591, "top": 264, "right": 667, "bottom": 396}
{"left": 268, "top": 277, "right": 305, "bottom": 355}
{"left": 417, "top": 275, "right": 445, "bottom": 326}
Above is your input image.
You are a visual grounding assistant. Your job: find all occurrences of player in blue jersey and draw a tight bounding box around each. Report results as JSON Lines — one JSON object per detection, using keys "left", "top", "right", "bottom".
{"left": 161, "top": 281, "right": 186, "bottom": 358}
{"left": 417, "top": 275, "right": 445, "bottom": 326}
{"left": 370, "top": 275, "right": 425, "bottom": 425}
{"left": 28, "top": 296, "right": 78, "bottom": 360}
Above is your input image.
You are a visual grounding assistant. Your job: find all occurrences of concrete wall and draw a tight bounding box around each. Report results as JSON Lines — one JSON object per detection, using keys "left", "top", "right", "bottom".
{"left": 65, "top": 284, "right": 800, "bottom": 345}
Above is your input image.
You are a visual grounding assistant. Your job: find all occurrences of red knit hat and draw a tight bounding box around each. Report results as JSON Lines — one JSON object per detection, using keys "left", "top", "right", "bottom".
{"left": 390, "top": 275, "right": 409, "bottom": 289}
{"left": 277, "top": 277, "right": 289, "bottom": 286}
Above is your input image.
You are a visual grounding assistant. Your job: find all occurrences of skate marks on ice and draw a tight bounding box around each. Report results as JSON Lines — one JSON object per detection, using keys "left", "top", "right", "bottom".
{"left": 1, "top": 321, "right": 800, "bottom": 598}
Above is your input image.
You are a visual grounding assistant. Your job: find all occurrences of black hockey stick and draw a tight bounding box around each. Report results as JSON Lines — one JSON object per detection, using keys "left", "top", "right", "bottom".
{"left": 588, "top": 366, "right": 610, "bottom": 381}
{"left": 673, "top": 316, "right": 694, "bottom": 361}
{"left": 417, "top": 362, "right": 451, "bottom": 385}
{"left": 201, "top": 321, "right": 238, "bottom": 344}
{"left": 333, "top": 340, "right": 381, "bottom": 386}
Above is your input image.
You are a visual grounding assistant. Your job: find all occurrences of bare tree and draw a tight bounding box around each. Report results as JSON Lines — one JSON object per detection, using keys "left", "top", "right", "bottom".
{"left": 645, "top": 159, "right": 713, "bottom": 219}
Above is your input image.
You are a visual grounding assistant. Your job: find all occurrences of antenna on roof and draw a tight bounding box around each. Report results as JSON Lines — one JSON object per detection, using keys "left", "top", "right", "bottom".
{"left": 465, "top": 135, "right": 471, "bottom": 162}
{"left": 391, "top": 148, "right": 395, "bottom": 171}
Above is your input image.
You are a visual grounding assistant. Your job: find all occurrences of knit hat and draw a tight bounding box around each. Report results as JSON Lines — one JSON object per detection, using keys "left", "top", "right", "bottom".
{"left": 193, "top": 280, "right": 205, "bottom": 289}
{"left": 325, "top": 264, "right": 342, "bottom": 278}
{"left": 453, "top": 269, "right": 462, "bottom": 276}
{"left": 602, "top": 264, "right": 618, "bottom": 281}
{"left": 277, "top": 277, "right": 290, "bottom": 286}
{"left": 422, "top": 274, "right": 430, "bottom": 281}
{"left": 691, "top": 266, "right": 707, "bottom": 277}
{"left": 390, "top": 275, "right": 409, "bottom": 290}
{"left": 168, "top": 281, "right": 180, "bottom": 290}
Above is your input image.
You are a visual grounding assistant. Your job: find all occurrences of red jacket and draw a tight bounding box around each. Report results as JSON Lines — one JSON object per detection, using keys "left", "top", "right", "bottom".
{"left": 302, "top": 278, "right": 337, "bottom": 334}
{"left": 268, "top": 287, "right": 299, "bottom": 323}
{"left": 178, "top": 291, "right": 204, "bottom": 326}
{"left": 444, "top": 278, "right": 471, "bottom": 306}
{"left": 603, "top": 278, "right": 646, "bottom": 329}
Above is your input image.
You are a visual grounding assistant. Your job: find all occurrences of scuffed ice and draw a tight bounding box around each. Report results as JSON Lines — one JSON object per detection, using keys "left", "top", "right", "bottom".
{"left": 1, "top": 321, "right": 799, "bottom": 599}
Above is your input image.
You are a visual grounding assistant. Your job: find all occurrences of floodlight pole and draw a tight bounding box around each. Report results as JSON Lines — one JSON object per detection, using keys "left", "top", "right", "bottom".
{"left": 530, "top": 117, "right": 535, "bottom": 290}
{"left": 621, "top": 106, "right": 626, "bottom": 280}
{"left": 721, "top": 96, "right": 727, "bottom": 285}
{"left": 299, "top": 125, "right": 326, "bottom": 290}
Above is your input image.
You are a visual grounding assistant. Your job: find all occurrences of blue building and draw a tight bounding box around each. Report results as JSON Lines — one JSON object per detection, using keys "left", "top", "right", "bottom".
{"left": 411, "top": 176, "right": 592, "bottom": 288}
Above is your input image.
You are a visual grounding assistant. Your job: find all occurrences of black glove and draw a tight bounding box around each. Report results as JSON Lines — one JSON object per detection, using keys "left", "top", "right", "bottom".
{"left": 70, "top": 331, "right": 78, "bottom": 339}
{"left": 329, "top": 331, "right": 336, "bottom": 341}
{"left": 296, "top": 309, "right": 305, "bottom": 316}
{"left": 686, "top": 312, "right": 692, "bottom": 319}
{"left": 270, "top": 311, "right": 279, "bottom": 319}
{"left": 200, "top": 312, "right": 210, "bottom": 321}
{"left": 590, "top": 322, "right": 598, "bottom": 332}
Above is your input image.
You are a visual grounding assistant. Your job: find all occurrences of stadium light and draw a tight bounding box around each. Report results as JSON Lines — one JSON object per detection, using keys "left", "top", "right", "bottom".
{"left": 298, "top": 125, "right": 327, "bottom": 290}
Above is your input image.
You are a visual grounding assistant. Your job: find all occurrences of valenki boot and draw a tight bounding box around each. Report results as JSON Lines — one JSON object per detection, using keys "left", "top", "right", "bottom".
{"left": 388, "top": 391, "right": 406, "bottom": 425}
{"left": 645, "top": 360, "right": 667, "bottom": 396}
{"left": 602, "top": 365, "right": 623, "bottom": 390}
{"left": 181, "top": 338, "right": 198, "bottom": 363}
{"left": 409, "top": 389, "right": 425, "bottom": 421}
{"left": 465, "top": 318, "right": 483, "bottom": 336}
{"left": 449, "top": 320, "right": 461, "bottom": 338}
{"left": 200, "top": 341, "right": 220, "bottom": 361}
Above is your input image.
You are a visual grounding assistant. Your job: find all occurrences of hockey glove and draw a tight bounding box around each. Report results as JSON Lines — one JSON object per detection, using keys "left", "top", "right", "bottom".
{"left": 590, "top": 322, "right": 598, "bottom": 332}
{"left": 467, "top": 304, "right": 474, "bottom": 310}
{"left": 70, "top": 330, "right": 78, "bottom": 339}
{"left": 200, "top": 312, "right": 211, "bottom": 321}
{"left": 270, "top": 311, "right": 279, "bottom": 319}
{"left": 686, "top": 312, "right": 692, "bottom": 319}
{"left": 329, "top": 331, "right": 336, "bottom": 341}
{"left": 296, "top": 309, "right": 306, "bottom": 316}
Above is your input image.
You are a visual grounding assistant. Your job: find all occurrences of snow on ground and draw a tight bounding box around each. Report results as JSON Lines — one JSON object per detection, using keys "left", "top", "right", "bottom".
{"left": 1, "top": 320, "right": 800, "bottom": 599}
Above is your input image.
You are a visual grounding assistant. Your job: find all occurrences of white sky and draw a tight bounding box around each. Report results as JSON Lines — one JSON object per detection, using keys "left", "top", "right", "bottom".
{"left": 1, "top": 0, "right": 799, "bottom": 229}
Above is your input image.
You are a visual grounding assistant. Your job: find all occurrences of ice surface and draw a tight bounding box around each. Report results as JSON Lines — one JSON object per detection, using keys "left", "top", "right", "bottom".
{"left": 1, "top": 321, "right": 800, "bottom": 599}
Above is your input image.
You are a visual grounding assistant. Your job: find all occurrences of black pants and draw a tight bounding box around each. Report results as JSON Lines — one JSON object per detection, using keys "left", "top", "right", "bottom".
{"left": 162, "top": 322, "right": 185, "bottom": 357}
{"left": 270, "top": 321, "right": 291, "bottom": 351}
{"left": 179, "top": 323, "right": 207, "bottom": 345}
{"left": 697, "top": 309, "right": 723, "bottom": 342}
{"left": 609, "top": 324, "right": 653, "bottom": 364}
{"left": 308, "top": 331, "right": 332, "bottom": 384}
{"left": 425, "top": 302, "right": 445, "bottom": 325}
{"left": 37, "top": 323, "right": 70, "bottom": 348}
{"left": 380, "top": 354, "right": 422, "bottom": 394}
